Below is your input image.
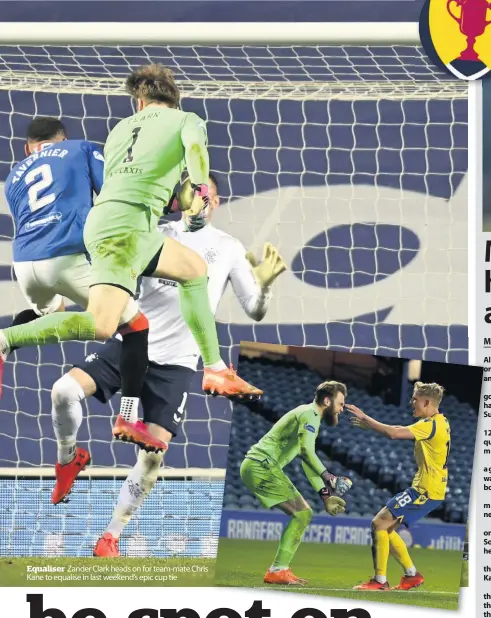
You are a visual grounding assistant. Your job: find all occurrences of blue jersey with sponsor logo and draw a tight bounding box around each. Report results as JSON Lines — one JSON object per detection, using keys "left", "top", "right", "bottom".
{"left": 5, "top": 139, "right": 104, "bottom": 262}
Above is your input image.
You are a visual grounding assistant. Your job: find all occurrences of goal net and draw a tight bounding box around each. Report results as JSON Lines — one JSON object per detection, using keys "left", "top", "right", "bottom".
{"left": 0, "top": 41, "right": 468, "bottom": 556}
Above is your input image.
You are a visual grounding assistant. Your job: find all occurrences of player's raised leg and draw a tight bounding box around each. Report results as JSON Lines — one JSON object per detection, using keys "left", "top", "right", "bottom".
{"left": 150, "top": 236, "right": 262, "bottom": 401}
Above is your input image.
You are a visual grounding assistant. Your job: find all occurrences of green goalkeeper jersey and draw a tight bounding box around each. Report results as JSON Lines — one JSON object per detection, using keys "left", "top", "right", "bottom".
{"left": 247, "top": 403, "right": 327, "bottom": 491}
{"left": 96, "top": 106, "right": 209, "bottom": 226}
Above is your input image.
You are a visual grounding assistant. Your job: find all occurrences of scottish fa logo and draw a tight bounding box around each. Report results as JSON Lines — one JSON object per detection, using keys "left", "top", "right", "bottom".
{"left": 419, "top": 0, "right": 491, "bottom": 80}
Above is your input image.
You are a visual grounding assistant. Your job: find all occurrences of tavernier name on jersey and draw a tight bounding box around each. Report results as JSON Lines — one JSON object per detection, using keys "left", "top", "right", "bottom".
{"left": 5, "top": 140, "right": 104, "bottom": 262}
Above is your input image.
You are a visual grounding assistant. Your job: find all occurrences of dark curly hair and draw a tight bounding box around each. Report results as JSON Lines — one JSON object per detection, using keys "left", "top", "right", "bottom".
{"left": 27, "top": 117, "right": 66, "bottom": 142}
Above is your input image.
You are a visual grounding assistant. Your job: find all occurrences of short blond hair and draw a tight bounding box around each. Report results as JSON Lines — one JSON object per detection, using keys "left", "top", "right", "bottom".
{"left": 413, "top": 381, "right": 444, "bottom": 405}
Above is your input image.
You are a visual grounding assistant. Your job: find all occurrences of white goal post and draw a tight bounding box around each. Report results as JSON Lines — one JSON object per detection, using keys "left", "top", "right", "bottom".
{"left": 1, "top": 22, "right": 420, "bottom": 45}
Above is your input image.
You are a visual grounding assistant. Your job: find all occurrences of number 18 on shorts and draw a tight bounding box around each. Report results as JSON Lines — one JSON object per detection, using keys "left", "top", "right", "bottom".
{"left": 386, "top": 487, "right": 443, "bottom": 527}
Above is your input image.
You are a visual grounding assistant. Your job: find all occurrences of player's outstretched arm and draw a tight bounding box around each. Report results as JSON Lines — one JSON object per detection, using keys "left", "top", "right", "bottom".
{"left": 346, "top": 403, "right": 415, "bottom": 440}
{"left": 181, "top": 113, "right": 210, "bottom": 216}
{"left": 229, "top": 241, "right": 286, "bottom": 321}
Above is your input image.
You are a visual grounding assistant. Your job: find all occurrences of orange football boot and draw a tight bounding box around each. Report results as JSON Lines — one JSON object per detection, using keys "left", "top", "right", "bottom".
{"left": 93, "top": 533, "right": 120, "bottom": 558}
{"left": 264, "top": 569, "right": 307, "bottom": 586}
{"left": 112, "top": 416, "right": 168, "bottom": 453}
{"left": 353, "top": 578, "right": 390, "bottom": 591}
{"left": 51, "top": 447, "right": 91, "bottom": 504}
{"left": 392, "top": 572, "right": 424, "bottom": 590}
{"left": 202, "top": 365, "right": 262, "bottom": 401}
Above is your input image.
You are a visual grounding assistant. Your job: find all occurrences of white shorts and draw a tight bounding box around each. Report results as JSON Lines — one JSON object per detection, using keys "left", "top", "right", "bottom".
{"left": 13, "top": 254, "right": 139, "bottom": 323}
{"left": 13, "top": 254, "right": 91, "bottom": 315}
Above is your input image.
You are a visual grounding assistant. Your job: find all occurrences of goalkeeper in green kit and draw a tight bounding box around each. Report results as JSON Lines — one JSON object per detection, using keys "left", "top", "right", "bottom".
{"left": 241, "top": 380, "right": 353, "bottom": 586}
{"left": 0, "top": 64, "right": 262, "bottom": 456}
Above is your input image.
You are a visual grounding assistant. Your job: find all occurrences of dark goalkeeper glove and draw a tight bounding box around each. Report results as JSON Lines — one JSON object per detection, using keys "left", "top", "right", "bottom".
{"left": 321, "top": 470, "right": 353, "bottom": 497}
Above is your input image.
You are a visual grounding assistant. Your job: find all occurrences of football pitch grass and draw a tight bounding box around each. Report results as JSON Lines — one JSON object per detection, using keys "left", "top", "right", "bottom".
{"left": 0, "top": 557, "right": 215, "bottom": 587}
{"left": 215, "top": 540, "right": 463, "bottom": 609}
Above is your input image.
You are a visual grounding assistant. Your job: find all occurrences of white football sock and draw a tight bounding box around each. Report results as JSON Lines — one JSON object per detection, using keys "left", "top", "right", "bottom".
{"left": 405, "top": 566, "right": 417, "bottom": 576}
{"left": 120, "top": 396, "right": 139, "bottom": 423}
{"left": 106, "top": 449, "right": 164, "bottom": 538}
{"left": 374, "top": 575, "right": 387, "bottom": 584}
{"left": 51, "top": 374, "right": 85, "bottom": 464}
{"left": 269, "top": 566, "right": 288, "bottom": 572}
{"left": 205, "top": 360, "right": 227, "bottom": 371}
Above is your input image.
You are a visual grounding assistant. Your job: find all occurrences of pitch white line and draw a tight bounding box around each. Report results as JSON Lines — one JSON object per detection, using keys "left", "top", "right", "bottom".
{"left": 255, "top": 586, "right": 459, "bottom": 595}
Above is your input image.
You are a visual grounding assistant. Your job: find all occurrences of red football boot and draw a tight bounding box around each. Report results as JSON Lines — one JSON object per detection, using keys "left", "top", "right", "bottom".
{"left": 51, "top": 447, "right": 91, "bottom": 504}
{"left": 264, "top": 569, "right": 307, "bottom": 586}
{"left": 93, "top": 533, "right": 120, "bottom": 558}
{"left": 392, "top": 572, "right": 424, "bottom": 590}
{"left": 112, "top": 416, "right": 168, "bottom": 453}
{"left": 202, "top": 365, "right": 263, "bottom": 401}
{"left": 353, "top": 578, "right": 390, "bottom": 591}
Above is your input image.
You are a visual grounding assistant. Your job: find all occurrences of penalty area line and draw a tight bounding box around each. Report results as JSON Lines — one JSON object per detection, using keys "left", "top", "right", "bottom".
{"left": 255, "top": 586, "right": 459, "bottom": 595}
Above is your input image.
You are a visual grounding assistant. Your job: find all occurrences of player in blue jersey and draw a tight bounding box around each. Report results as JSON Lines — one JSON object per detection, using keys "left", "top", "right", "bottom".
{"left": 4, "top": 117, "right": 141, "bottom": 462}
{"left": 5, "top": 118, "right": 105, "bottom": 320}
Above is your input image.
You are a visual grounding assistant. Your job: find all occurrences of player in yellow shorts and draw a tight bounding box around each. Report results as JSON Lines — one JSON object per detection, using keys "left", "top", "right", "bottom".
{"left": 0, "top": 64, "right": 261, "bottom": 460}
{"left": 347, "top": 381, "right": 450, "bottom": 591}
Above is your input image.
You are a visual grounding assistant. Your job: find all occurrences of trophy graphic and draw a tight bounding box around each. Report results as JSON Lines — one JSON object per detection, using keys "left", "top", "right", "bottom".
{"left": 447, "top": 0, "right": 491, "bottom": 62}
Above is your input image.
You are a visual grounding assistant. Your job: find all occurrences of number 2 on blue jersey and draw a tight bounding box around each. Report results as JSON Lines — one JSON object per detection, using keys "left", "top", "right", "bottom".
{"left": 25, "top": 164, "right": 55, "bottom": 211}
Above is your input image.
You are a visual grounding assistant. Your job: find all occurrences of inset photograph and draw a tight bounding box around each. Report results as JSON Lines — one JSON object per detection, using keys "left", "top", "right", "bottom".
{"left": 215, "top": 343, "right": 480, "bottom": 609}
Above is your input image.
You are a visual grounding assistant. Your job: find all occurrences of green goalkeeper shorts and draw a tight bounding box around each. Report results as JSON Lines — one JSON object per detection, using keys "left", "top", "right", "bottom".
{"left": 240, "top": 456, "right": 301, "bottom": 509}
{"left": 84, "top": 200, "right": 165, "bottom": 296}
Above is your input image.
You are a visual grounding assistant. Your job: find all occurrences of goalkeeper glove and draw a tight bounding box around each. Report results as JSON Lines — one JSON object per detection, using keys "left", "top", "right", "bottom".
{"left": 164, "top": 179, "right": 209, "bottom": 217}
{"left": 246, "top": 242, "right": 287, "bottom": 289}
{"left": 320, "top": 470, "right": 353, "bottom": 497}
{"left": 188, "top": 183, "right": 210, "bottom": 216}
{"left": 319, "top": 489, "right": 346, "bottom": 516}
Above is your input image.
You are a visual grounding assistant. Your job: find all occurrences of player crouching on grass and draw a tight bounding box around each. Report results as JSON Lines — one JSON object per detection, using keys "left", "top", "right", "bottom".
{"left": 49, "top": 173, "right": 287, "bottom": 557}
{"left": 240, "top": 381, "right": 352, "bottom": 586}
{"left": 347, "top": 381, "right": 450, "bottom": 592}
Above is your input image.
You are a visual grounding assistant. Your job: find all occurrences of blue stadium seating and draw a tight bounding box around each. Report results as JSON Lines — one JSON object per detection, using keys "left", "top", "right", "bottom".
{"left": 224, "top": 357, "right": 476, "bottom": 523}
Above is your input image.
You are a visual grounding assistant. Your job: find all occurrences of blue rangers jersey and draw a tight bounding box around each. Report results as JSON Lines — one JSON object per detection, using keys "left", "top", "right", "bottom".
{"left": 5, "top": 140, "right": 104, "bottom": 262}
